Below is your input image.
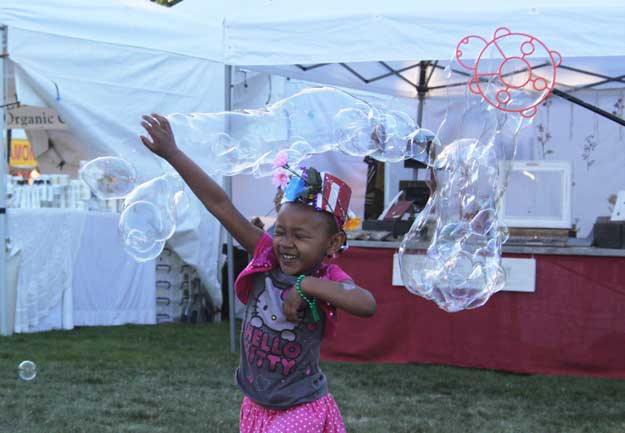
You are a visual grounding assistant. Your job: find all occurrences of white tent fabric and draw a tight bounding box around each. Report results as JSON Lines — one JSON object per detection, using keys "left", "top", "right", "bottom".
{"left": 176, "top": 0, "right": 625, "bottom": 65}
{"left": 249, "top": 57, "right": 625, "bottom": 100}
{"left": 0, "top": 0, "right": 227, "bottom": 310}
{"left": 2, "top": 2, "right": 223, "bottom": 171}
{"left": 1, "top": 0, "right": 220, "bottom": 60}
{"left": 173, "top": 0, "right": 622, "bottom": 238}
{"left": 230, "top": 73, "right": 625, "bottom": 239}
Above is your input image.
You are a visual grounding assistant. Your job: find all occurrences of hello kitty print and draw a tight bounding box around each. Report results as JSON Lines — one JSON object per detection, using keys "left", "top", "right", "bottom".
{"left": 236, "top": 269, "right": 330, "bottom": 409}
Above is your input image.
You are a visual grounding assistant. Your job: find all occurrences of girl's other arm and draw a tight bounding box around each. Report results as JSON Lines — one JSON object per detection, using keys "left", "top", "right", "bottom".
{"left": 140, "top": 113, "right": 263, "bottom": 253}
{"left": 301, "top": 277, "right": 376, "bottom": 318}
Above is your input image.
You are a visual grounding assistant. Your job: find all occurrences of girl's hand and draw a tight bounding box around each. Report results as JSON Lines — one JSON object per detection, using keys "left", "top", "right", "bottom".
{"left": 283, "top": 287, "right": 305, "bottom": 323}
{"left": 140, "top": 113, "right": 180, "bottom": 161}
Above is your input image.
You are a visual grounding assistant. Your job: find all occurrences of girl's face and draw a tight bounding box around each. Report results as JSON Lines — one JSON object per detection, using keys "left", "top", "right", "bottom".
{"left": 272, "top": 203, "right": 343, "bottom": 275}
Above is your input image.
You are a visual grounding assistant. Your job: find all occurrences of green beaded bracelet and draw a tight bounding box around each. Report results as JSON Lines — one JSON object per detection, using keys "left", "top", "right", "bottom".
{"left": 295, "top": 275, "right": 320, "bottom": 322}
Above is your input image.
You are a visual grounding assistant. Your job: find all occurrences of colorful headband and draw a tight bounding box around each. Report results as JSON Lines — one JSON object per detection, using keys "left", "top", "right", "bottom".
{"left": 272, "top": 151, "right": 352, "bottom": 229}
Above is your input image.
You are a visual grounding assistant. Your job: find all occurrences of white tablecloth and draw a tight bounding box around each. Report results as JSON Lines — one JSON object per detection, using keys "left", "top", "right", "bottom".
{"left": 8, "top": 209, "right": 156, "bottom": 333}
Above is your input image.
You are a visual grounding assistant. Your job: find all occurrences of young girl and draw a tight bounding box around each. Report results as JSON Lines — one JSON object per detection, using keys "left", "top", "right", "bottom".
{"left": 140, "top": 113, "right": 376, "bottom": 433}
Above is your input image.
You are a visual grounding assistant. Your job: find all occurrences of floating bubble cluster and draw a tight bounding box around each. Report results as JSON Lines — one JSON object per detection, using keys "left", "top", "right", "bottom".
{"left": 18, "top": 360, "right": 37, "bottom": 381}
{"left": 119, "top": 173, "right": 185, "bottom": 262}
{"left": 79, "top": 156, "right": 137, "bottom": 200}
{"left": 83, "top": 79, "right": 534, "bottom": 312}
{"left": 88, "top": 87, "right": 434, "bottom": 263}
{"left": 80, "top": 157, "right": 183, "bottom": 262}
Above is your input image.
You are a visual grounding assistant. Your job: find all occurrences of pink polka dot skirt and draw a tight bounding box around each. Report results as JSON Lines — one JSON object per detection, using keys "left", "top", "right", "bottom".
{"left": 240, "top": 394, "right": 346, "bottom": 433}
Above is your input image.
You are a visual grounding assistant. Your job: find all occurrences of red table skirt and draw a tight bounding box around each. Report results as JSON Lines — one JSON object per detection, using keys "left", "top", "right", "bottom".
{"left": 321, "top": 247, "right": 625, "bottom": 379}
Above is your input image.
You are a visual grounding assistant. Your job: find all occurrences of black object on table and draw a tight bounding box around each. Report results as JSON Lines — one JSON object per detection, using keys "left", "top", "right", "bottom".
{"left": 593, "top": 216, "right": 625, "bottom": 249}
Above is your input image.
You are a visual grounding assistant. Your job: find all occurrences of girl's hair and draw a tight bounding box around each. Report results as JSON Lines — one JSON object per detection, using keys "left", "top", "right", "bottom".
{"left": 321, "top": 211, "right": 341, "bottom": 236}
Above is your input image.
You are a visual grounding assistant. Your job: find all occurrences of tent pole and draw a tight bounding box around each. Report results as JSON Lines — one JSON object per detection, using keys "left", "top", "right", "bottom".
{"left": 0, "top": 25, "right": 9, "bottom": 336}
{"left": 552, "top": 88, "right": 625, "bottom": 127}
{"left": 411, "top": 61, "right": 429, "bottom": 181}
{"left": 385, "top": 61, "right": 429, "bottom": 204}
{"left": 416, "top": 61, "right": 428, "bottom": 127}
{"left": 224, "top": 64, "right": 237, "bottom": 353}
{"left": 428, "top": 62, "right": 625, "bottom": 128}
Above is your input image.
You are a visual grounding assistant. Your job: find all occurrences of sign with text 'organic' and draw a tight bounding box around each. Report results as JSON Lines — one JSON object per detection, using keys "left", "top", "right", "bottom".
{"left": 5, "top": 106, "right": 67, "bottom": 130}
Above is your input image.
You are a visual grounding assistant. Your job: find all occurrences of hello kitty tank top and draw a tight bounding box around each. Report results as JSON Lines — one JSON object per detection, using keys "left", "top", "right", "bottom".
{"left": 236, "top": 268, "right": 333, "bottom": 409}
{"left": 234, "top": 233, "right": 352, "bottom": 409}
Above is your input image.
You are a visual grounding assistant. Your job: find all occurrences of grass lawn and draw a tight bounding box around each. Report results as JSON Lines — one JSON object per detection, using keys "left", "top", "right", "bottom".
{"left": 1, "top": 323, "right": 625, "bottom": 433}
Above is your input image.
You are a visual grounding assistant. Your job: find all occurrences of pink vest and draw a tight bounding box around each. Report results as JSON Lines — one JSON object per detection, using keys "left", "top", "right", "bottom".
{"left": 234, "top": 233, "right": 351, "bottom": 336}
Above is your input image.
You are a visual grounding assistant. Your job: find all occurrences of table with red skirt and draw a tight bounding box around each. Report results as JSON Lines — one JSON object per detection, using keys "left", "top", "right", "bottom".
{"left": 321, "top": 243, "right": 625, "bottom": 379}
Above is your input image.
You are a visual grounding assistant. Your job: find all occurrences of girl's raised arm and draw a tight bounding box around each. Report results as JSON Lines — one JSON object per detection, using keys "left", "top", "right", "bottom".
{"left": 141, "top": 113, "right": 263, "bottom": 254}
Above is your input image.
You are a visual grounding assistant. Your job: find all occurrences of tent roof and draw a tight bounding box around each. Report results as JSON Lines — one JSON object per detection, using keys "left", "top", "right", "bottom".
{"left": 175, "top": 0, "right": 625, "bottom": 65}
{"left": 0, "top": 0, "right": 221, "bottom": 61}
{"left": 173, "top": 0, "right": 625, "bottom": 99}
{"left": 248, "top": 58, "right": 625, "bottom": 99}
{"left": 6, "top": 0, "right": 622, "bottom": 100}
{"left": 0, "top": 0, "right": 225, "bottom": 170}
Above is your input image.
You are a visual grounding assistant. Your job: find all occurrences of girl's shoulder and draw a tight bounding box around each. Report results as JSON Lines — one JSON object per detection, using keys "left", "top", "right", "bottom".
{"left": 247, "top": 232, "right": 277, "bottom": 267}
{"left": 253, "top": 232, "right": 274, "bottom": 257}
{"left": 235, "top": 232, "right": 277, "bottom": 304}
{"left": 320, "top": 263, "right": 352, "bottom": 283}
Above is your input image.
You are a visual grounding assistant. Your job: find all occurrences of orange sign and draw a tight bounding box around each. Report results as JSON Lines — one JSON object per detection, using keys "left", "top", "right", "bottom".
{"left": 10, "top": 138, "right": 38, "bottom": 168}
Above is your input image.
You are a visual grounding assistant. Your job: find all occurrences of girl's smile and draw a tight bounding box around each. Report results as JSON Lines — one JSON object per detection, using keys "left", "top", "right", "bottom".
{"left": 272, "top": 203, "right": 341, "bottom": 275}
{"left": 278, "top": 251, "right": 300, "bottom": 270}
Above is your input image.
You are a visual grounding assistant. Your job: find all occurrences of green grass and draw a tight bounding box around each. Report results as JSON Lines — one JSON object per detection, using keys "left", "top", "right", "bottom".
{"left": 1, "top": 323, "right": 625, "bottom": 433}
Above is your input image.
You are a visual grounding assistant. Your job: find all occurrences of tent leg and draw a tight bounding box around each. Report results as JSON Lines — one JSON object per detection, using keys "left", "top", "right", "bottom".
{"left": 0, "top": 25, "right": 10, "bottom": 336}
{"left": 416, "top": 60, "right": 427, "bottom": 127}
{"left": 413, "top": 61, "right": 428, "bottom": 180}
{"left": 224, "top": 65, "right": 237, "bottom": 353}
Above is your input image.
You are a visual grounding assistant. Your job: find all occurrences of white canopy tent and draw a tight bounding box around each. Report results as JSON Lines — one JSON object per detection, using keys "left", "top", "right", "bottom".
{"left": 176, "top": 0, "right": 625, "bottom": 65}
{"left": 0, "top": 0, "right": 225, "bottom": 171}
{"left": 171, "top": 0, "right": 625, "bottom": 350}
{"left": 174, "top": 0, "right": 625, "bottom": 114}
{"left": 2, "top": 0, "right": 624, "bottom": 344}
{"left": 171, "top": 0, "right": 625, "bottom": 196}
{"left": 0, "top": 0, "right": 227, "bottom": 335}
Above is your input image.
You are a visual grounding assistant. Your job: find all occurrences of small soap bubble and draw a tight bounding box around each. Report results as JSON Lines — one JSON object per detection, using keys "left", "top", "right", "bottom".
{"left": 118, "top": 174, "right": 182, "bottom": 261}
{"left": 119, "top": 200, "right": 173, "bottom": 243}
{"left": 121, "top": 229, "right": 166, "bottom": 263}
{"left": 332, "top": 107, "right": 375, "bottom": 157}
{"left": 18, "top": 360, "right": 37, "bottom": 381}
{"left": 79, "top": 156, "right": 136, "bottom": 199}
{"left": 371, "top": 111, "right": 418, "bottom": 163}
{"left": 406, "top": 128, "right": 437, "bottom": 165}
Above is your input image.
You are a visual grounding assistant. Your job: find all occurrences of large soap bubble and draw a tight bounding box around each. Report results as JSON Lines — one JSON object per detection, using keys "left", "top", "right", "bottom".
{"left": 135, "top": 89, "right": 431, "bottom": 266}
{"left": 166, "top": 87, "right": 431, "bottom": 177}
{"left": 398, "top": 80, "right": 528, "bottom": 312}
{"left": 79, "top": 156, "right": 137, "bottom": 199}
